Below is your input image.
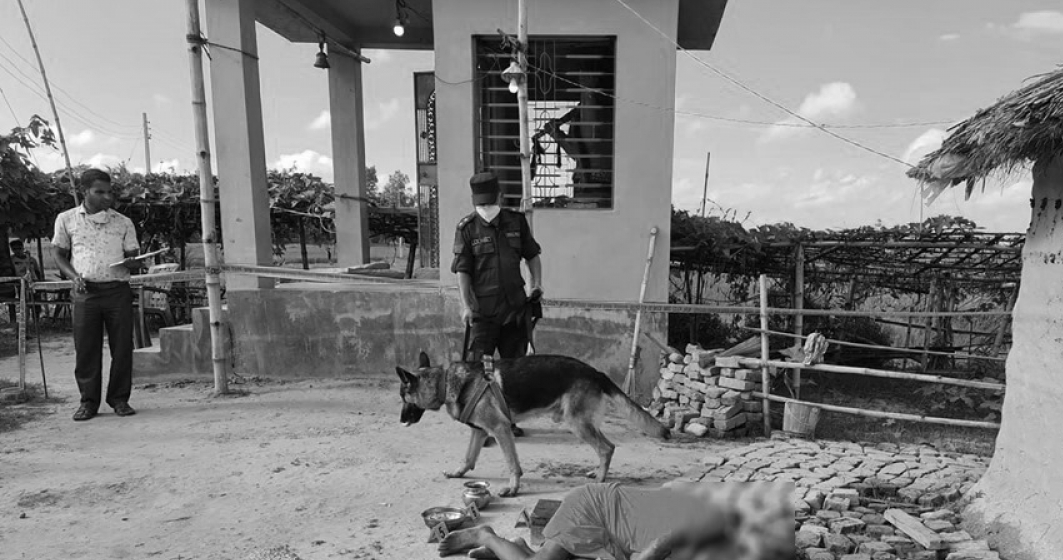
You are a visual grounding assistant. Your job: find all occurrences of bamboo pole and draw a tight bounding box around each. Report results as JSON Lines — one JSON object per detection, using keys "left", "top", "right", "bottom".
{"left": 738, "top": 357, "right": 1005, "bottom": 392}
{"left": 752, "top": 393, "right": 1000, "bottom": 430}
{"left": 16, "top": 0, "right": 79, "bottom": 206}
{"left": 18, "top": 278, "right": 27, "bottom": 391}
{"left": 758, "top": 274, "right": 771, "bottom": 436}
{"left": 516, "top": 0, "right": 533, "bottom": 226}
{"left": 792, "top": 244, "right": 804, "bottom": 398}
{"left": 625, "top": 227, "right": 658, "bottom": 394}
{"left": 185, "top": 0, "right": 229, "bottom": 395}
{"left": 992, "top": 286, "right": 1018, "bottom": 356}
{"left": 740, "top": 326, "right": 1007, "bottom": 362}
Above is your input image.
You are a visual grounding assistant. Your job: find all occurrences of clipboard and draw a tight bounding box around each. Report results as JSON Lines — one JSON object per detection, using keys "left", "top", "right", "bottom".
{"left": 109, "top": 248, "right": 168, "bottom": 267}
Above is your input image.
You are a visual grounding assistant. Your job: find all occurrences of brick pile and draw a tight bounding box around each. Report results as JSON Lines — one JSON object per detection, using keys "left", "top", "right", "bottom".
{"left": 648, "top": 344, "right": 770, "bottom": 439}
{"left": 680, "top": 438, "right": 997, "bottom": 560}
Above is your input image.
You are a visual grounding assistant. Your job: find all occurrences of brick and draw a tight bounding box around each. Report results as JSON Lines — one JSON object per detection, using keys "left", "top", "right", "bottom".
{"left": 830, "top": 518, "right": 866, "bottom": 535}
{"left": 672, "top": 374, "right": 688, "bottom": 384}
{"left": 734, "top": 368, "right": 759, "bottom": 381}
{"left": 924, "top": 519, "right": 954, "bottom": 532}
{"left": 701, "top": 376, "right": 719, "bottom": 387}
{"left": 807, "top": 550, "right": 835, "bottom": 560}
{"left": 719, "top": 368, "right": 736, "bottom": 378}
{"left": 714, "top": 413, "right": 747, "bottom": 431}
{"left": 668, "top": 363, "right": 684, "bottom": 373}
{"left": 688, "top": 381, "right": 707, "bottom": 393}
{"left": 797, "top": 530, "right": 823, "bottom": 549}
{"left": 944, "top": 553, "right": 999, "bottom": 560}
{"left": 721, "top": 390, "right": 742, "bottom": 406}
{"left": 661, "top": 390, "right": 677, "bottom": 399}
{"left": 713, "top": 404, "right": 743, "bottom": 420}
{"left": 718, "top": 377, "right": 757, "bottom": 391}
{"left": 824, "top": 533, "right": 854, "bottom": 555}
{"left": 839, "top": 555, "right": 872, "bottom": 560}
{"left": 684, "top": 423, "right": 709, "bottom": 437}
{"left": 702, "top": 398, "right": 722, "bottom": 410}
{"left": 683, "top": 363, "right": 701, "bottom": 376}
{"left": 704, "top": 387, "right": 728, "bottom": 398}
{"left": 857, "top": 542, "right": 894, "bottom": 555}
{"left": 715, "top": 356, "right": 742, "bottom": 368}
{"left": 824, "top": 497, "right": 851, "bottom": 511}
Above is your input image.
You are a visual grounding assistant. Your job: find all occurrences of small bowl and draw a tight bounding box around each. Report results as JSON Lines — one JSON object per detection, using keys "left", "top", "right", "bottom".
{"left": 462, "top": 481, "right": 493, "bottom": 509}
{"left": 421, "top": 507, "right": 469, "bottom": 530}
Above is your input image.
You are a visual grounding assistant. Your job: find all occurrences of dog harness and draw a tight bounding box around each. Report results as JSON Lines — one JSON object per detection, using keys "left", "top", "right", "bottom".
{"left": 452, "top": 366, "right": 514, "bottom": 427}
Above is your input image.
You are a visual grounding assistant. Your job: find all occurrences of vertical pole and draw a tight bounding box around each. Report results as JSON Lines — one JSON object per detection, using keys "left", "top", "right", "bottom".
{"left": 922, "top": 282, "right": 935, "bottom": 372}
{"left": 759, "top": 274, "right": 771, "bottom": 436}
{"left": 792, "top": 244, "right": 804, "bottom": 398}
{"left": 16, "top": 0, "right": 79, "bottom": 206}
{"left": 36, "top": 238, "right": 44, "bottom": 274}
{"left": 137, "top": 284, "right": 149, "bottom": 348}
{"left": 186, "top": 0, "right": 229, "bottom": 395}
{"left": 516, "top": 0, "right": 533, "bottom": 227}
{"left": 18, "top": 279, "right": 28, "bottom": 391}
{"left": 298, "top": 218, "right": 309, "bottom": 270}
{"left": 992, "top": 285, "right": 1018, "bottom": 357}
{"left": 700, "top": 151, "right": 711, "bottom": 217}
{"left": 625, "top": 227, "right": 659, "bottom": 394}
{"left": 143, "top": 113, "right": 152, "bottom": 173}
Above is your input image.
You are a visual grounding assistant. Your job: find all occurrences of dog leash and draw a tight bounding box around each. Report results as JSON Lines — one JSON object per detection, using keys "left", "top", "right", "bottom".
{"left": 458, "top": 323, "right": 514, "bottom": 425}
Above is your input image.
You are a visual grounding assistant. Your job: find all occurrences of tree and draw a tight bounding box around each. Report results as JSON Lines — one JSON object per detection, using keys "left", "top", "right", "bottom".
{"left": 365, "top": 165, "right": 380, "bottom": 203}
{"left": 0, "top": 116, "right": 66, "bottom": 281}
{"left": 382, "top": 170, "right": 414, "bottom": 208}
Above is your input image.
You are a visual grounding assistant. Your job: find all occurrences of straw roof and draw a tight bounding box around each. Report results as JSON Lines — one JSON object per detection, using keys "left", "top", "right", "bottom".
{"left": 908, "top": 67, "right": 1063, "bottom": 195}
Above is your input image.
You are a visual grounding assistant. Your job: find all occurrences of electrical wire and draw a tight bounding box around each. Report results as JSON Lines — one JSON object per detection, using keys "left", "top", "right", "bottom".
{"left": 0, "top": 37, "right": 141, "bottom": 132}
{"left": 610, "top": 0, "right": 918, "bottom": 167}
{"left": 0, "top": 86, "right": 19, "bottom": 124}
{"left": 525, "top": 61, "right": 945, "bottom": 132}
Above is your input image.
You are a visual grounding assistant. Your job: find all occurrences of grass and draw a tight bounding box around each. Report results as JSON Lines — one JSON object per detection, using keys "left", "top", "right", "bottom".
{"left": 0, "top": 380, "right": 65, "bottom": 434}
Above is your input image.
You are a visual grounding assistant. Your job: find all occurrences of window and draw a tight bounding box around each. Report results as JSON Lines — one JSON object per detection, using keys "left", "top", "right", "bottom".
{"left": 475, "top": 36, "right": 616, "bottom": 210}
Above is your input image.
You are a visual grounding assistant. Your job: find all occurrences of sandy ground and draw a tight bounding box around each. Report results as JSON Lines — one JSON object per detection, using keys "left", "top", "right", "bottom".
{"left": 0, "top": 334, "right": 735, "bottom": 560}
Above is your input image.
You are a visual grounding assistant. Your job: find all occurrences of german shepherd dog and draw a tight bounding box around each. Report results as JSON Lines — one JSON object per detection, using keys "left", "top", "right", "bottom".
{"left": 396, "top": 351, "right": 670, "bottom": 497}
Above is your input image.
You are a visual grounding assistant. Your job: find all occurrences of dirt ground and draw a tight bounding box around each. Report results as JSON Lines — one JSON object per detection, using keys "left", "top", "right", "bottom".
{"left": 0, "top": 334, "right": 734, "bottom": 560}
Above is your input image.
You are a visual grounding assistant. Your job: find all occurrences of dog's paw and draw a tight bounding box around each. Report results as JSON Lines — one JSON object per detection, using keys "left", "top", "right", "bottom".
{"left": 498, "top": 486, "right": 519, "bottom": 498}
{"left": 443, "top": 469, "right": 468, "bottom": 479}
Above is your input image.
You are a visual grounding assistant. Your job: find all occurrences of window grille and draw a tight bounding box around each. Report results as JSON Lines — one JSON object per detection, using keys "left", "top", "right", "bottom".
{"left": 475, "top": 36, "right": 616, "bottom": 210}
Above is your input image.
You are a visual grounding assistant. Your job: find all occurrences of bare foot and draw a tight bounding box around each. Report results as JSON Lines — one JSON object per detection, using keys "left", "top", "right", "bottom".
{"left": 439, "top": 527, "right": 494, "bottom": 557}
{"left": 468, "top": 546, "right": 498, "bottom": 559}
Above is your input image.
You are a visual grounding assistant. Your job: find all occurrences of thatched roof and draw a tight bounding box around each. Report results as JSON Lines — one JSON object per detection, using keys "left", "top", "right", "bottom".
{"left": 908, "top": 67, "right": 1063, "bottom": 198}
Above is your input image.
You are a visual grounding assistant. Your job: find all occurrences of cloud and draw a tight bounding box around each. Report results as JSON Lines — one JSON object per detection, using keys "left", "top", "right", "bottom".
{"left": 84, "top": 153, "right": 124, "bottom": 169}
{"left": 153, "top": 93, "right": 172, "bottom": 105}
{"left": 1013, "top": 11, "right": 1063, "bottom": 34}
{"left": 309, "top": 110, "right": 331, "bottom": 131}
{"left": 902, "top": 128, "right": 948, "bottom": 164}
{"left": 366, "top": 99, "right": 401, "bottom": 131}
{"left": 938, "top": 33, "right": 961, "bottom": 41}
{"left": 68, "top": 129, "right": 96, "bottom": 147}
{"left": 762, "top": 82, "right": 858, "bottom": 141}
{"left": 274, "top": 149, "right": 334, "bottom": 181}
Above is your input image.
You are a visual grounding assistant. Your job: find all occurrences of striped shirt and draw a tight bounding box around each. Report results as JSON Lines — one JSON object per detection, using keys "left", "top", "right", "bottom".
{"left": 52, "top": 206, "right": 140, "bottom": 282}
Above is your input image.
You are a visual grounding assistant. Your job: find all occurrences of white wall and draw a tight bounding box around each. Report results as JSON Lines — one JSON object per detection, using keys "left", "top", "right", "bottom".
{"left": 432, "top": 0, "right": 679, "bottom": 303}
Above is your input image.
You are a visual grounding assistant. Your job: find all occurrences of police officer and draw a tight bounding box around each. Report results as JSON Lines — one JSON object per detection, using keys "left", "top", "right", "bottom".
{"left": 453, "top": 172, "right": 542, "bottom": 438}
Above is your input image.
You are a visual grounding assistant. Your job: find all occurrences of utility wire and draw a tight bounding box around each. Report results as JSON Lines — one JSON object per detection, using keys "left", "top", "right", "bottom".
{"left": 610, "top": 0, "right": 918, "bottom": 167}
{"left": 526, "top": 61, "right": 945, "bottom": 131}
{"left": 0, "top": 86, "right": 19, "bottom": 124}
{"left": 0, "top": 37, "right": 141, "bottom": 132}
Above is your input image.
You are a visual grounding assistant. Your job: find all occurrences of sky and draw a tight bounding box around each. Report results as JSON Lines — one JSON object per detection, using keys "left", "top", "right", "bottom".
{"left": 1, "top": 1, "right": 1061, "bottom": 232}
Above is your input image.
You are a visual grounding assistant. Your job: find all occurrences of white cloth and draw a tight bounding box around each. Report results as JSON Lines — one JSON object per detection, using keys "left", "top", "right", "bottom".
{"left": 52, "top": 206, "right": 140, "bottom": 282}
{"left": 475, "top": 204, "right": 501, "bottom": 223}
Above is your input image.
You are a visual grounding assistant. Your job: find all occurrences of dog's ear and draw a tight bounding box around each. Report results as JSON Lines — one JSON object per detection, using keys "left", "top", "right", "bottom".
{"left": 418, "top": 351, "right": 431, "bottom": 369}
{"left": 395, "top": 367, "right": 416, "bottom": 385}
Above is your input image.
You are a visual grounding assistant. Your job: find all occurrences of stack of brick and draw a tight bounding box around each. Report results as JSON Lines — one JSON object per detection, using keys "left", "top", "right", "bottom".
{"left": 648, "top": 344, "right": 767, "bottom": 439}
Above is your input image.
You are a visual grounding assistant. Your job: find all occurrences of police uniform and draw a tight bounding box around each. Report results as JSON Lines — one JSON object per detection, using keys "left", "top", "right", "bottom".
{"left": 452, "top": 176, "right": 541, "bottom": 362}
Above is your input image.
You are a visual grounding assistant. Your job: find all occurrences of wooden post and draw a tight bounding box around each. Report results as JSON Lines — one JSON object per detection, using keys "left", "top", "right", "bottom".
{"left": 143, "top": 112, "right": 152, "bottom": 173}
{"left": 405, "top": 239, "right": 418, "bottom": 279}
{"left": 298, "top": 218, "right": 309, "bottom": 270}
{"left": 18, "top": 279, "right": 27, "bottom": 391}
{"left": 759, "top": 274, "right": 771, "bottom": 436}
{"left": 992, "top": 285, "right": 1018, "bottom": 357}
{"left": 624, "top": 227, "right": 659, "bottom": 394}
{"left": 16, "top": 0, "right": 79, "bottom": 206}
{"left": 516, "top": 0, "right": 533, "bottom": 227}
{"left": 185, "top": 0, "right": 229, "bottom": 395}
{"left": 136, "top": 284, "right": 149, "bottom": 348}
{"left": 792, "top": 244, "right": 805, "bottom": 398}
{"left": 922, "top": 283, "right": 935, "bottom": 372}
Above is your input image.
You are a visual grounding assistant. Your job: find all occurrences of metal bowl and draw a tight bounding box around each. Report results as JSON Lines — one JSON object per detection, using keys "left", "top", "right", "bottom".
{"left": 462, "top": 481, "right": 493, "bottom": 509}
{"left": 421, "top": 507, "right": 470, "bottom": 530}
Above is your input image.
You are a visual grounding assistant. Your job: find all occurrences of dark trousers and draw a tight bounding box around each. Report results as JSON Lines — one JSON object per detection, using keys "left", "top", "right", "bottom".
{"left": 468, "top": 317, "right": 528, "bottom": 361}
{"left": 72, "top": 282, "right": 134, "bottom": 410}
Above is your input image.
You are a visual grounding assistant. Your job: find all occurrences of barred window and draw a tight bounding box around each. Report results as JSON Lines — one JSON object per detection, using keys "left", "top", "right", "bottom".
{"left": 475, "top": 36, "right": 616, "bottom": 210}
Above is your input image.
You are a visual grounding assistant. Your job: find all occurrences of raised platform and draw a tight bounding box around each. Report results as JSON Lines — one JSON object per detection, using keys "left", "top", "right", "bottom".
{"left": 135, "top": 283, "right": 666, "bottom": 402}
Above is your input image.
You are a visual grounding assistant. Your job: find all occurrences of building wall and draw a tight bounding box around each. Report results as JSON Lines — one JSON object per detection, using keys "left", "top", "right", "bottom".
{"left": 224, "top": 284, "right": 665, "bottom": 402}
{"left": 432, "top": 0, "right": 679, "bottom": 304}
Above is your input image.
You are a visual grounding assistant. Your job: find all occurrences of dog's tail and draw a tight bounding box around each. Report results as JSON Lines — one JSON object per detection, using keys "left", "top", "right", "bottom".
{"left": 601, "top": 379, "right": 671, "bottom": 440}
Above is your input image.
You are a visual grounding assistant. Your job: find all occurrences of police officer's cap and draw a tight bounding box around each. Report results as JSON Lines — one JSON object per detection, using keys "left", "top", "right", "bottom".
{"left": 469, "top": 172, "right": 500, "bottom": 205}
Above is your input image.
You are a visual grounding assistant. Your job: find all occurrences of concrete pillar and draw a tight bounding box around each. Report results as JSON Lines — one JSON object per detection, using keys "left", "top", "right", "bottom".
{"left": 329, "top": 51, "right": 370, "bottom": 265}
{"left": 964, "top": 155, "right": 1063, "bottom": 560}
{"left": 205, "top": 0, "right": 272, "bottom": 290}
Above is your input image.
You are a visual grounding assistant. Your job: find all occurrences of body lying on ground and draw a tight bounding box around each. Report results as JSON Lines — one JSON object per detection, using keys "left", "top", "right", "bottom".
{"left": 439, "top": 481, "right": 794, "bottom": 560}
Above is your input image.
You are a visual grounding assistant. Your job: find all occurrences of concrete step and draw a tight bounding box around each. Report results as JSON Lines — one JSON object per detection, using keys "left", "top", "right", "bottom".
{"left": 133, "top": 306, "right": 225, "bottom": 378}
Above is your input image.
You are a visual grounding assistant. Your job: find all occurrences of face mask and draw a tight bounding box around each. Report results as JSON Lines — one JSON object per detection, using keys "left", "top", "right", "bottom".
{"left": 87, "top": 209, "right": 111, "bottom": 224}
{"left": 476, "top": 205, "right": 501, "bottom": 222}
